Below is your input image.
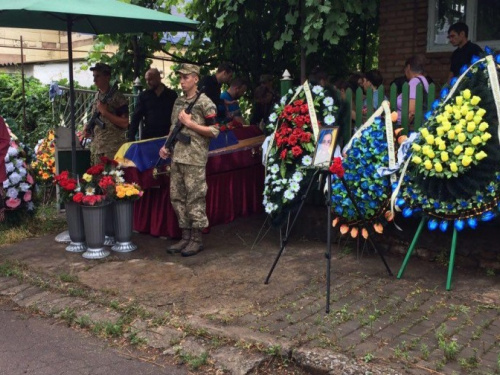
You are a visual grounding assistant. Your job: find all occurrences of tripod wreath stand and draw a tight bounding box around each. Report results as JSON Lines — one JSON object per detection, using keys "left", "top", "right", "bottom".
{"left": 264, "top": 167, "right": 393, "bottom": 313}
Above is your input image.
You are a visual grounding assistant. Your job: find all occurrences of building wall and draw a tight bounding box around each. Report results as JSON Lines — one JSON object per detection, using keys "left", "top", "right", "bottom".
{"left": 379, "top": 0, "right": 451, "bottom": 88}
{"left": 0, "top": 28, "right": 94, "bottom": 65}
{"left": 0, "top": 28, "right": 178, "bottom": 89}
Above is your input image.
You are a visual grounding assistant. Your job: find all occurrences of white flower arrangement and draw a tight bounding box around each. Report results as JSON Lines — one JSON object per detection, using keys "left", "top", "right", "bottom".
{"left": 2, "top": 126, "right": 35, "bottom": 212}
{"left": 262, "top": 82, "right": 342, "bottom": 224}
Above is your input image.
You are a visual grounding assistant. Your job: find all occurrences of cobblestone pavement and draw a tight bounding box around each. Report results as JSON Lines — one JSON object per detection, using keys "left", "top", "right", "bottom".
{"left": 1, "top": 213, "right": 499, "bottom": 374}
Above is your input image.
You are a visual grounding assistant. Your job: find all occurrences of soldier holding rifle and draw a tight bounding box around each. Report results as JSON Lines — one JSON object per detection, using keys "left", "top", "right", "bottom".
{"left": 84, "top": 63, "right": 129, "bottom": 164}
{"left": 159, "top": 64, "right": 219, "bottom": 257}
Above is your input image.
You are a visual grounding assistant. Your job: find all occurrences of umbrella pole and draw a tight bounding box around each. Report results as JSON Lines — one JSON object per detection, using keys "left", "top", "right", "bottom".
{"left": 66, "top": 18, "right": 77, "bottom": 174}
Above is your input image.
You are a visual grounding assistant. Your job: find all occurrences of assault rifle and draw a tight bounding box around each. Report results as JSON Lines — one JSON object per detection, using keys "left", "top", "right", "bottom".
{"left": 163, "top": 87, "right": 204, "bottom": 152}
{"left": 153, "top": 87, "right": 204, "bottom": 178}
{"left": 86, "top": 82, "right": 119, "bottom": 136}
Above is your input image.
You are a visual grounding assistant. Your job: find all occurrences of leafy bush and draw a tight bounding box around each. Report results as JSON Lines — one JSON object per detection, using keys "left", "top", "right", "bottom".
{"left": 0, "top": 73, "right": 54, "bottom": 147}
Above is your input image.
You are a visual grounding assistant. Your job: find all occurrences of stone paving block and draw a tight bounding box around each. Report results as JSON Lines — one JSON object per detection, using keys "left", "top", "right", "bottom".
{"left": 31, "top": 292, "right": 68, "bottom": 314}
{"left": 404, "top": 316, "right": 441, "bottom": 337}
{"left": 75, "top": 304, "right": 121, "bottom": 324}
{"left": 0, "top": 283, "right": 31, "bottom": 296}
{"left": 45, "top": 296, "right": 90, "bottom": 316}
{"left": 293, "top": 346, "right": 403, "bottom": 375}
{"left": 212, "top": 346, "right": 266, "bottom": 375}
{"left": 476, "top": 357, "right": 499, "bottom": 373}
{"left": 11, "top": 285, "right": 44, "bottom": 304}
{"left": 163, "top": 336, "right": 207, "bottom": 357}
{"left": 351, "top": 338, "right": 385, "bottom": 358}
{"left": 337, "top": 319, "right": 364, "bottom": 338}
{"left": 130, "top": 320, "right": 148, "bottom": 332}
{"left": 15, "top": 290, "right": 54, "bottom": 308}
{"left": 134, "top": 325, "right": 184, "bottom": 349}
{"left": 264, "top": 295, "right": 324, "bottom": 333}
{"left": 0, "top": 278, "right": 20, "bottom": 291}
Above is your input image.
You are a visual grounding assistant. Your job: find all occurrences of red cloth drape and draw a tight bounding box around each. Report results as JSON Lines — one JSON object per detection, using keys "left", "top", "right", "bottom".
{"left": 124, "top": 128, "right": 265, "bottom": 238}
{"left": 0, "top": 116, "right": 10, "bottom": 183}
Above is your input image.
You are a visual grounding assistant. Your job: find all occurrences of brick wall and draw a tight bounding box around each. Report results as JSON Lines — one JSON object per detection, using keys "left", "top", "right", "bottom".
{"left": 379, "top": 0, "right": 451, "bottom": 88}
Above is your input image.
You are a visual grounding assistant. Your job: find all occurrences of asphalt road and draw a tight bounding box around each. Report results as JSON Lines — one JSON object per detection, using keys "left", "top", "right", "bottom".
{"left": 0, "top": 297, "right": 186, "bottom": 375}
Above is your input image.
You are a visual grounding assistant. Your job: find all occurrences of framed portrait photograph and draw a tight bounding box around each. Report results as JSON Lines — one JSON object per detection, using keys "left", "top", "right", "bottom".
{"left": 313, "top": 126, "right": 339, "bottom": 168}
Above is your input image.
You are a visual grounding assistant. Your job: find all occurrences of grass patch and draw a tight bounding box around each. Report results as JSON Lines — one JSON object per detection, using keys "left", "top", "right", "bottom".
{"left": 59, "top": 273, "right": 79, "bottom": 283}
{"left": 92, "top": 320, "right": 124, "bottom": 338}
{"left": 68, "top": 287, "right": 88, "bottom": 297}
{"left": 179, "top": 352, "right": 209, "bottom": 370}
{"left": 0, "top": 204, "right": 66, "bottom": 246}
{"left": 60, "top": 307, "right": 76, "bottom": 326}
{"left": 129, "top": 331, "right": 148, "bottom": 346}
{"left": 0, "top": 261, "right": 24, "bottom": 278}
{"left": 75, "top": 315, "right": 92, "bottom": 328}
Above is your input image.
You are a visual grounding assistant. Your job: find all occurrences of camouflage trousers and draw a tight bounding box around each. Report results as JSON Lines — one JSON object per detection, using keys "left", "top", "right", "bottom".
{"left": 90, "top": 151, "right": 116, "bottom": 166}
{"left": 169, "top": 162, "right": 208, "bottom": 229}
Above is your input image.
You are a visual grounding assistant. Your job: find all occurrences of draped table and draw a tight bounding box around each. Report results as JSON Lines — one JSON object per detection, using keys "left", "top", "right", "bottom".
{"left": 118, "top": 127, "right": 265, "bottom": 238}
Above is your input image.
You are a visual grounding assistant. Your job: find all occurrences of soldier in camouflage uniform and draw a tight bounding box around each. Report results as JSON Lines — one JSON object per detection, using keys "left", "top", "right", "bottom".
{"left": 159, "top": 63, "right": 219, "bottom": 257}
{"left": 84, "top": 63, "right": 129, "bottom": 165}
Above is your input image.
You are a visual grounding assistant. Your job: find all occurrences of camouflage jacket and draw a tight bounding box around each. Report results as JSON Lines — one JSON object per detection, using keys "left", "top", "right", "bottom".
{"left": 170, "top": 93, "right": 218, "bottom": 167}
{"left": 91, "top": 89, "right": 128, "bottom": 158}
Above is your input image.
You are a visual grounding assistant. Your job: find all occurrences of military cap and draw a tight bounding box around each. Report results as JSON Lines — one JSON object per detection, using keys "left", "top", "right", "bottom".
{"left": 90, "top": 63, "right": 112, "bottom": 75}
{"left": 176, "top": 63, "right": 200, "bottom": 76}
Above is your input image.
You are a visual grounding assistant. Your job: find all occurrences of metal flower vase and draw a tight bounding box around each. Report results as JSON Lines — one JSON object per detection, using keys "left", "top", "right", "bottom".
{"left": 104, "top": 202, "right": 116, "bottom": 246}
{"left": 64, "top": 201, "right": 86, "bottom": 253}
{"left": 81, "top": 203, "right": 110, "bottom": 259}
{"left": 111, "top": 200, "right": 137, "bottom": 252}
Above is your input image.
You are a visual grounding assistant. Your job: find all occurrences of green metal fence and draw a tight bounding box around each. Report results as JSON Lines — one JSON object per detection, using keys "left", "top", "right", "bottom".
{"left": 57, "top": 82, "right": 435, "bottom": 146}
{"left": 343, "top": 82, "right": 436, "bottom": 145}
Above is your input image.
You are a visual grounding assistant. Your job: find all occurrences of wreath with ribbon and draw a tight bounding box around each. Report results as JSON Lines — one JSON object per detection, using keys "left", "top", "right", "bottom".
{"left": 329, "top": 102, "right": 402, "bottom": 238}
{"left": 395, "top": 52, "right": 500, "bottom": 231}
{"left": 263, "top": 82, "right": 343, "bottom": 226}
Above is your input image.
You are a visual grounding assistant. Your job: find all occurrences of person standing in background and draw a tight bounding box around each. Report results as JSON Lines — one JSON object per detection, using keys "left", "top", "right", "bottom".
{"left": 396, "top": 55, "right": 429, "bottom": 130}
{"left": 84, "top": 63, "right": 129, "bottom": 164}
{"left": 250, "top": 74, "right": 278, "bottom": 126}
{"left": 359, "top": 69, "right": 386, "bottom": 110}
{"left": 128, "top": 68, "right": 177, "bottom": 141}
{"left": 199, "top": 62, "right": 234, "bottom": 115}
{"left": 448, "top": 22, "right": 483, "bottom": 82}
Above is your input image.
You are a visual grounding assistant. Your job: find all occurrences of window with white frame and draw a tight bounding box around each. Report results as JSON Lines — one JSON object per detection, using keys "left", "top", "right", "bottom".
{"left": 427, "top": 0, "right": 500, "bottom": 53}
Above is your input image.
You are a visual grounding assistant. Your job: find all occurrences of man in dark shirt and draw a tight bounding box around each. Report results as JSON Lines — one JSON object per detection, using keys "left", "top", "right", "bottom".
{"left": 128, "top": 68, "right": 178, "bottom": 141}
{"left": 198, "top": 62, "right": 233, "bottom": 115}
{"left": 448, "top": 22, "right": 483, "bottom": 82}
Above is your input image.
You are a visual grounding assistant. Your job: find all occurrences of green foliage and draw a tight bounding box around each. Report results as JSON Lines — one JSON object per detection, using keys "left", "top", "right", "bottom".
{"left": 89, "top": 0, "right": 380, "bottom": 96}
{"left": 181, "top": 0, "right": 379, "bottom": 86}
{"left": 87, "top": 0, "right": 167, "bottom": 89}
{"left": 0, "top": 73, "right": 54, "bottom": 147}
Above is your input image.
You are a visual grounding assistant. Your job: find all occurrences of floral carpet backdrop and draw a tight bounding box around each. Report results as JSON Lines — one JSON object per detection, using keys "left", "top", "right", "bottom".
{"left": 263, "top": 83, "right": 342, "bottom": 226}
{"left": 396, "top": 53, "right": 500, "bottom": 232}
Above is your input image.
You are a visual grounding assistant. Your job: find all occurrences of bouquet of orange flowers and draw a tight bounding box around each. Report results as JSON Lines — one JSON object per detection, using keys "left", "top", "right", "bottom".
{"left": 113, "top": 182, "right": 143, "bottom": 201}
{"left": 31, "top": 130, "right": 56, "bottom": 183}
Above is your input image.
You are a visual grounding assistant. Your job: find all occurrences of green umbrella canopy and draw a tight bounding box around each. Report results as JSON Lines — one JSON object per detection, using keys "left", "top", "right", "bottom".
{"left": 0, "top": 0, "right": 198, "bottom": 173}
{"left": 0, "top": 0, "right": 198, "bottom": 33}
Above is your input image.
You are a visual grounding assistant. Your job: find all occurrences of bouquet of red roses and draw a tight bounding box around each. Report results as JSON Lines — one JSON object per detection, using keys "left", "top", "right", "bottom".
{"left": 73, "top": 157, "right": 118, "bottom": 206}
{"left": 53, "top": 170, "right": 79, "bottom": 203}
